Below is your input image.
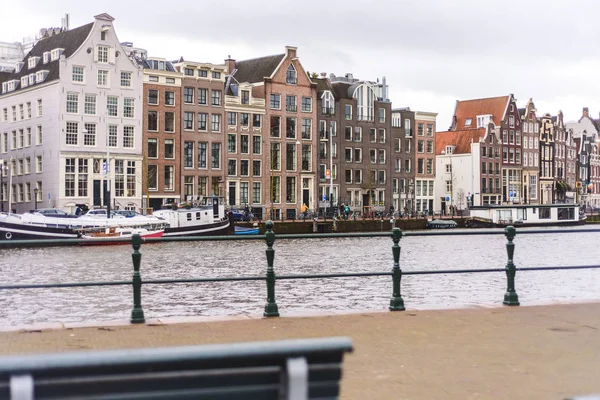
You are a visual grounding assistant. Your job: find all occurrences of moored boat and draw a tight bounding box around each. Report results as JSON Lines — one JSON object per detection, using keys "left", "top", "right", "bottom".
{"left": 152, "top": 197, "right": 230, "bottom": 237}
{"left": 466, "top": 204, "right": 585, "bottom": 228}
{"left": 427, "top": 219, "right": 458, "bottom": 229}
{"left": 234, "top": 226, "right": 260, "bottom": 235}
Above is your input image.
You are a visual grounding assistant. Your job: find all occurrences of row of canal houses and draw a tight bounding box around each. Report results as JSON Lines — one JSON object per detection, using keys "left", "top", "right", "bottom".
{"left": 0, "top": 14, "right": 598, "bottom": 218}
{"left": 0, "top": 14, "right": 437, "bottom": 218}
{"left": 436, "top": 96, "right": 600, "bottom": 212}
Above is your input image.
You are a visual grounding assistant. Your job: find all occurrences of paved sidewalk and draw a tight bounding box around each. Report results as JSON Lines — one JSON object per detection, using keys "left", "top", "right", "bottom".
{"left": 1, "top": 303, "right": 599, "bottom": 400}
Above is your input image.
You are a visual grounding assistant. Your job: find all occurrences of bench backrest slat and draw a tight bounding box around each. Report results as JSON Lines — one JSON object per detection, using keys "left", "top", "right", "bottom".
{"left": 0, "top": 337, "right": 353, "bottom": 400}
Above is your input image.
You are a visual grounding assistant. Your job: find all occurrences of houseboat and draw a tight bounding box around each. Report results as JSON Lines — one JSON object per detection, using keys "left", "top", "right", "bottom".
{"left": 466, "top": 204, "right": 585, "bottom": 228}
{"left": 151, "top": 196, "right": 231, "bottom": 237}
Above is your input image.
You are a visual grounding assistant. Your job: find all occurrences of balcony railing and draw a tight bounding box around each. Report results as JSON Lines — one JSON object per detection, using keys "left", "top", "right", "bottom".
{"left": 286, "top": 105, "right": 297, "bottom": 112}
{"left": 322, "top": 107, "right": 335, "bottom": 116}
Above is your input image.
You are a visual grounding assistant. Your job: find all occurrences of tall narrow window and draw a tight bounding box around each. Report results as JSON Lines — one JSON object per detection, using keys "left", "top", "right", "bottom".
{"left": 286, "top": 64, "right": 297, "bottom": 84}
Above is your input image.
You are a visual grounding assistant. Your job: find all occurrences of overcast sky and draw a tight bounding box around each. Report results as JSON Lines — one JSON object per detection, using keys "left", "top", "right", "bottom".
{"left": 2, "top": 0, "right": 599, "bottom": 129}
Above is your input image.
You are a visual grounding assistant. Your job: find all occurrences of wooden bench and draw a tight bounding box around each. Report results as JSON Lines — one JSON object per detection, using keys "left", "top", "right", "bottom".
{"left": 0, "top": 337, "right": 353, "bottom": 400}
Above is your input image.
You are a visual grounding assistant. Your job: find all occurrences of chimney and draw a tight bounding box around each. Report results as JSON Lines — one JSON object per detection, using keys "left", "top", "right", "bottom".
{"left": 285, "top": 46, "right": 297, "bottom": 58}
{"left": 345, "top": 73, "right": 353, "bottom": 80}
{"left": 382, "top": 76, "right": 388, "bottom": 101}
{"left": 224, "top": 55, "right": 236, "bottom": 75}
{"left": 320, "top": 72, "right": 326, "bottom": 78}
{"left": 583, "top": 107, "right": 589, "bottom": 118}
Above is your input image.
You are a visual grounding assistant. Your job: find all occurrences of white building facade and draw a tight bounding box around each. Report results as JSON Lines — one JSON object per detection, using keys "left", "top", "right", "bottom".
{"left": 0, "top": 13, "right": 143, "bottom": 213}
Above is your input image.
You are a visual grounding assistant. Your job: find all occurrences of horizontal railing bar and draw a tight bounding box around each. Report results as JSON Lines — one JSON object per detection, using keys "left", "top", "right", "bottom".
{"left": 0, "top": 281, "right": 132, "bottom": 290}
{"left": 143, "top": 276, "right": 265, "bottom": 284}
{"left": 3, "top": 264, "right": 598, "bottom": 291}
{"left": 278, "top": 272, "right": 392, "bottom": 279}
{"left": 517, "top": 265, "right": 600, "bottom": 271}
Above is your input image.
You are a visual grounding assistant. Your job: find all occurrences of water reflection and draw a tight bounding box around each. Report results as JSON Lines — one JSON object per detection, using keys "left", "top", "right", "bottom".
{"left": 0, "top": 226, "right": 599, "bottom": 326}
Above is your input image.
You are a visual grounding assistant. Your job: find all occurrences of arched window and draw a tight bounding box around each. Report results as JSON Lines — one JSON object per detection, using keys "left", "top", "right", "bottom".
{"left": 286, "top": 64, "right": 297, "bottom": 85}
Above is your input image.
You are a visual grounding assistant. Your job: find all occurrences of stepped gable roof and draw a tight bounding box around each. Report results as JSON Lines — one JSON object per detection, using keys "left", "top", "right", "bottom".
{"left": 331, "top": 81, "right": 352, "bottom": 100}
{"left": 0, "top": 22, "right": 93, "bottom": 95}
{"left": 232, "top": 53, "right": 284, "bottom": 83}
{"left": 435, "top": 128, "right": 486, "bottom": 155}
{"left": 453, "top": 95, "right": 509, "bottom": 129}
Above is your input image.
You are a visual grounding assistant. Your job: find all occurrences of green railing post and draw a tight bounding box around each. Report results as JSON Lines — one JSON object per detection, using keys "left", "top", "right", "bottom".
{"left": 263, "top": 220, "right": 280, "bottom": 317}
{"left": 130, "top": 233, "right": 146, "bottom": 323}
{"left": 503, "top": 225, "right": 520, "bottom": 306}
{"left": 389, "top": 227, "right": 406, "bottom": 311}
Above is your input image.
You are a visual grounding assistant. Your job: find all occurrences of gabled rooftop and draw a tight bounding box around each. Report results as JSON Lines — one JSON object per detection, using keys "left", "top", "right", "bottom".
{"left": 232, "top": 54, "right": 285, "bottom": 84}
{"left": 452, "top": 95, "right": 510, "bottom": 130}
{"left": 0, "top": 21, "right": 93, "bottom": 95}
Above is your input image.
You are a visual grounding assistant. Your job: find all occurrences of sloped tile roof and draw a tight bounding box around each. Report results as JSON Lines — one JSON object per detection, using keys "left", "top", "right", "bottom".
{"left": 232, "top": 54, "right": 284, "bottom": 84}
{"left": 453, "top": 95, "right": 509, "bottom": 129}
{"left": 435, "top": 128, "right": 486, "bottom": 155}
{"left": 0, "top": 22, "right": 93, "bottom": 96}
{"left": 0, "top": 72, "right": 11, "bottom": 85}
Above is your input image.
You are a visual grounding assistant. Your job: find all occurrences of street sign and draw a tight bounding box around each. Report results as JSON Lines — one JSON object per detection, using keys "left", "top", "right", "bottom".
{"left": 323, "top": 194, "right": 327, "bottom": 201}
{"left": 446, "top": 196, "right": 450, "bottom": 201}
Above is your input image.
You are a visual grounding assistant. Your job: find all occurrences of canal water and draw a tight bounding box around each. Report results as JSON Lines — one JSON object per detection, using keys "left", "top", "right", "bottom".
{"left": 0, "top": 226, "right": 599, "bottom": 326}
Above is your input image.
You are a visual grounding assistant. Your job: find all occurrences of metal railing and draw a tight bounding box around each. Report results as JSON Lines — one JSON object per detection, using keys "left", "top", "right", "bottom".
{"left": 0, "top": 225, "right": 599, "bottom": 324}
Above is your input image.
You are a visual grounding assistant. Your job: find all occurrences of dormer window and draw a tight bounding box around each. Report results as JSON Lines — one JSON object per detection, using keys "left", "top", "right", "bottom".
{"left": 43, "top": 52, "right": 50, "bottom": 63}
{"left": 241, "top": 90, "right": 250, "bottom": 105}
{"left": 36, "top": 70, "right": 49, "bottom": 83}
{"left": 286, "top": 64, "right": 297, "bottom": 84}
{"left": 1, "top": 82, "right": 7, "bottom": 93}
{"left": 15, "top": 62, "right": 24, "bottom": 73}
{"left": 21, "top": 77, "right": 29, "bottom": 88}
{"left": 464, "top": 118, "right": 472, "bottom": 127}
{"left": 50, "top": 48, "right": 64, "bottom": 61}
{"left": 28, "top": 74, "right": 36, "bottom": 85}
{"left": 28, "top": 56, "right": 40, "bottom": 69}
{"left": 476, "top": 114, "right": 492, "bottom": 128}
{"left": 445, "top": 145, "right": 454, "bottom": 155}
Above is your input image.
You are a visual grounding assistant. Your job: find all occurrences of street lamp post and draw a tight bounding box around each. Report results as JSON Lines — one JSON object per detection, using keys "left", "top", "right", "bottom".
{"left": 105, "top": 126, "right": 111, "bottom": 219}
{"left": 33, "top": 187, "right": 38, "bottom": 211}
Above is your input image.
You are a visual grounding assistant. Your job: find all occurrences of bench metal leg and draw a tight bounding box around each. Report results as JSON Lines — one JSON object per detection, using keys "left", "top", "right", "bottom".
{"left": 10, "top": 374, "right": 33, "bottom": 400}
{"left": 286, "top": 357, "right": 308, "bottom": 400}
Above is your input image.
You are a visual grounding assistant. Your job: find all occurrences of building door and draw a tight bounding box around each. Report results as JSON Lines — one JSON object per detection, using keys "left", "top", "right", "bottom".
{"left": 302, "top": 178, "right": 310, "bottom": 208}
{"left": 93, "top": 180, "right": 102, "bottom": 207}
{"left": 212, "top": 196, "right": 219, "bottom": 217}
{"left": 441, "top": 199, "right": 446, "bottom": 215}
{"left": 229, "top": 182, "right": 236, "bottom": 206}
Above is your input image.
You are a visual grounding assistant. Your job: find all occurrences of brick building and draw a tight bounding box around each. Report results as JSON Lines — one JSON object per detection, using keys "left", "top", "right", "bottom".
{"left": 226, "top": 46, "right": 317, "bottom": 220}
{"left": 519, "top": 99, "right": 540, "bottom": 204}
{"left": 137, "top": 57, "right": 182, "bottom": 211}
{"left": 414, "top": 111, "right": 437, "bottom": 213}
{"left": 173, "top": 59, "right": 227, "bottom": 202}
{"left": 329, "top": 73, "right": 392, "bottom": 215}
{"left": 390, "top": 108, "right": 415, "bottom": 213}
